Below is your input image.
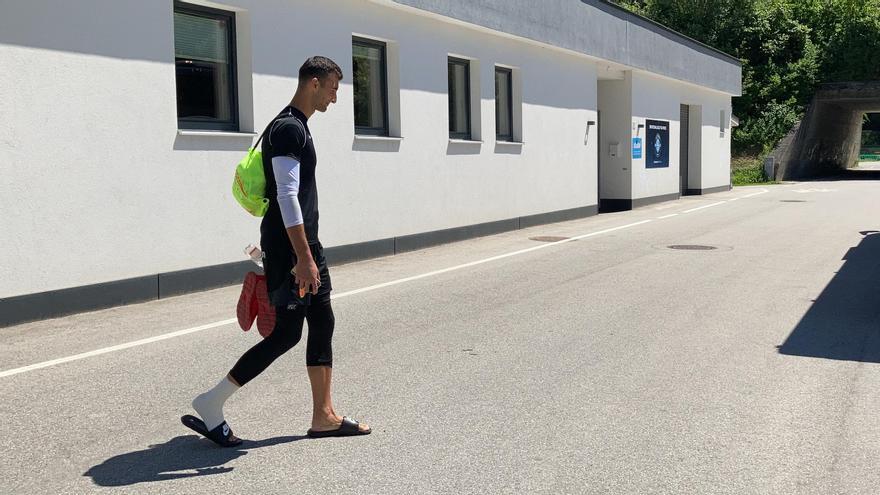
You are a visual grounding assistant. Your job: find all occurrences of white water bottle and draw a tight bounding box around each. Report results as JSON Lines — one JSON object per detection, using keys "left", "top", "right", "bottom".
{"left": 244, "top": 244, "right": 263, "bottom": 268}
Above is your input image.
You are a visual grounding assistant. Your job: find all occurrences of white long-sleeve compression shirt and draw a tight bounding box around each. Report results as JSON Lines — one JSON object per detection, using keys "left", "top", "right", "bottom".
{"left": 272, "top": 155, "right": 304, "bottom": 228}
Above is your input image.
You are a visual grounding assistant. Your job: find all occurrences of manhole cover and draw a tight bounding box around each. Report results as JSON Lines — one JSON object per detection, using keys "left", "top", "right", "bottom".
{"left": 667, "top": 244, "right": 717, "bottom": 251}
{"left": 780, "top": 200, "right": 807, "bottom": 203}
{"left": 530, "top": 236, "right": 570, "bottom": 242}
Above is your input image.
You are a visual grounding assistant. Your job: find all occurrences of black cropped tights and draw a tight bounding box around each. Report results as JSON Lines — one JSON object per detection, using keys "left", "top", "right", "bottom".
{"left": 229, "top": 298, "right": 335, "bottom": 386}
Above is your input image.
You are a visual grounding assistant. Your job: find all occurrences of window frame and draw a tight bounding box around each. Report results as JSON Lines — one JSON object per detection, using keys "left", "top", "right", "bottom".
{"left": 495, "top": 66, "right": 514, "bottom": 142}
{"left": 352, "top": 36, "right": 390, "bottom": 137}
{"left": 173, "top": 1, "right": 239, "bottom": 132}
{"left": 447, "top": 57, "right": 472, "bottom": 140}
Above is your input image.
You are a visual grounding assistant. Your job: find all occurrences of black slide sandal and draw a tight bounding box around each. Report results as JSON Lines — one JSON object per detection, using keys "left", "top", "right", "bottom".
{"left": 181, "top": 415, "right": 243, "bottom": 447}
{"left": 307, "top": 416, "right": 372, "bottom": 438}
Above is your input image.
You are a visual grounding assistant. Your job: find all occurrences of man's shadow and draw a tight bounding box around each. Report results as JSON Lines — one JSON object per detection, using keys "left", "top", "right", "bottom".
{"left": 84, "top": 434, "right": 308, "bottom": 487}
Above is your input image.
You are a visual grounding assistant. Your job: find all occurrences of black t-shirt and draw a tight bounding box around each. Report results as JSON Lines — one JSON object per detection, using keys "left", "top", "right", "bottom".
{"left": 259, "top": 106, "right": 322, "bottom": 305}
{"left": 260, "top": 106, "right": 319, "bottom": 246}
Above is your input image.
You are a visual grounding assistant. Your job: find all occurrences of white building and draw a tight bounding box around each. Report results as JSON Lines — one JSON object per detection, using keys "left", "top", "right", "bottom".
{"left": 0, "top": 0, "right": 741, "bottom": 326}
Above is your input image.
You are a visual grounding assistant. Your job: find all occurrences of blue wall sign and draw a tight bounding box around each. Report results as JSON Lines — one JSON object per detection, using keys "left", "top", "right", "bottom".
{"left": 645, "top": 119, "right": 670, "bottom": 168}
{"left": 632, "top": 137, "right": 642, "bottom": 159}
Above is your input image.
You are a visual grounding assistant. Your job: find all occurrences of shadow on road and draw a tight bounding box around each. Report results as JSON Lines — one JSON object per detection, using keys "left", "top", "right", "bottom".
{"left": 778, "top": 231, "right": 880, "bottom": 362}
{"left": 810, "top": 168, "right": 880, "bottom": 181}
{"left": 84, "top": 433, "right": 307, "bottom": 487}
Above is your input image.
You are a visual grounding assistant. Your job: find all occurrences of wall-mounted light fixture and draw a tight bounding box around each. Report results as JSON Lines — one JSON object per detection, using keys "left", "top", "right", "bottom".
{"left": 584, "top": 120, "right": 596, "bottom": 144}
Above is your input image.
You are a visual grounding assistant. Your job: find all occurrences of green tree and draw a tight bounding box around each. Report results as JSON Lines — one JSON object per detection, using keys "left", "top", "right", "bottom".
{"left": 611, "top": 0, "right": 880, "bottom": 155}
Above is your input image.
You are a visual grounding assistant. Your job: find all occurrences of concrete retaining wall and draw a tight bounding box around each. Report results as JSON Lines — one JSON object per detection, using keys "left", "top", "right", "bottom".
{"left": 771, "top": 82, "right": 880, "bottom": 180}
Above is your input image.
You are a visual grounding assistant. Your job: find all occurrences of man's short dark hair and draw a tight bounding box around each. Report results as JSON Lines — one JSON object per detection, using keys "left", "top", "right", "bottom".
{"left": 299, "top": 56, "right": 343, "bottom": 85}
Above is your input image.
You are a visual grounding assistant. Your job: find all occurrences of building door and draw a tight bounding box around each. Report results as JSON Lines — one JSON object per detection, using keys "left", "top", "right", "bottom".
{"left": 680, "top": 104, "right": 689, "bottom": 195}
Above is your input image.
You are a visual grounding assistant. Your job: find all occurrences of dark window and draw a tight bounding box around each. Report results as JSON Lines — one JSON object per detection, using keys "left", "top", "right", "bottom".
{"left": 448, "top": 58, "right": 471, "bottom": 140}
{"left": 173, "top": 2, "right": 238, "bottom": 131}
{"left": 495, "top": 67, "right": 513, "bottom": 141}
{"left": 353, "top": 37, "right": 388, "bottom": 136}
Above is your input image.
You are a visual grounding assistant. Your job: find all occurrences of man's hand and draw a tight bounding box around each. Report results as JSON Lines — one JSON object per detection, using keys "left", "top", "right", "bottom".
{"left": 285, "top": 224, "right": 320, "bottom": 296}
{"left": 293, "top": 257, "right": 321, "bottom": 295}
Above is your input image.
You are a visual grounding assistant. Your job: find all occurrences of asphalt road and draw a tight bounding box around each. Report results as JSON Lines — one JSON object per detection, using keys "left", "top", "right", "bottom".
{"left": 2, "top": 176, "right": 879, "bottom": 494}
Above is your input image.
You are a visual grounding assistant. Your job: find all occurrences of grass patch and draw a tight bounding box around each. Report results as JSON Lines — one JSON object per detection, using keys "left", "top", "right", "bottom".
{"left": 731, "top": 155, "right": 778, "bottom": 185}
{"left": 732, "top": 165, "right": 766, "bottom": 185}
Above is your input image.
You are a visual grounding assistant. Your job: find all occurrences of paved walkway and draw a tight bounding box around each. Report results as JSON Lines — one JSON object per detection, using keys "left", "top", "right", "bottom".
{"left": 2, "top": 177, "right": 880, "bottom": 494}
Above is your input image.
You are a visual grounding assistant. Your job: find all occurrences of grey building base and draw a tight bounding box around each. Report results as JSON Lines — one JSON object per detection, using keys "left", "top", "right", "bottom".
{"left": 685, "top": 184, "right": 732, "bottom": 195}
{"left": 600, "top": 192, "right": 681, "bottom": 212}
{"left": 0, "top": 205, "right": 598, "bottom": 328}
{"left": 0, "top": 262, "right": 256, "bottom": 329}
{"left": 600, "top": 185, "right": 731, "bottom": 212}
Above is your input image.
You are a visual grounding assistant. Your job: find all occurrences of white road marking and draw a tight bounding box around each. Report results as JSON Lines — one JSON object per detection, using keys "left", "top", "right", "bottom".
{"left": 652, "top": 203, "right": 678, "bottom": 211}
{"left": 0, "top": 319, "right": 237, "bottom": 378}
{"left": 741, "top": 189, "right": 769, "bottom": 198}
{"left": 332, "top": 220, "right": 653, "bottom": 300}
{"left": 0, "top": 189, "right": 769, "bottom": 378}
{"left": 682, "top": 201, "right": 726, "bottom": 213}
{"left": 658, "top": 214, "right": 679, "bottom": 219}
{"left": 794, "top": 188, "right": 836, "bottom": 193}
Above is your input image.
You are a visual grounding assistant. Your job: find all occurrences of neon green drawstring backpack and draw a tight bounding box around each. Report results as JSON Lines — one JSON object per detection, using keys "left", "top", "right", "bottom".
{"left": 232, "top": 133, "right": 269, "bottom": 217}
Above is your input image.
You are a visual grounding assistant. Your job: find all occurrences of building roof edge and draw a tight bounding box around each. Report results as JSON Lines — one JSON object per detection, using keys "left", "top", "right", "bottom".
{"left": 593, "top": 0, "right": 742, "bottom": 66}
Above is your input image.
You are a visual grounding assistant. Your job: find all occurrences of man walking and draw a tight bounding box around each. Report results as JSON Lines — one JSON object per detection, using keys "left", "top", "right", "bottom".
{"left": 182, "top": 56, "right": 371, "bottom": 446}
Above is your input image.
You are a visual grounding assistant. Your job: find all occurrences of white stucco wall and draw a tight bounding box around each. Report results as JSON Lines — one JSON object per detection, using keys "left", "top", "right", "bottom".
{"left": 631, "top": 72, "right": 682, "bottom": 199}
{"left": 0, "top": 0, "right": 600, "bottom": 298}
{"left": 631, "top": 72, "right": 731, "bottom": 199}
{"left": 696, "top": 97, "right": 734, "bottom": 189}
{"left": 1, "top": 0, "right": 735, "bottom": 300}
{"left": 318, "top": 0, "right": 599, "bottom": 246}
{"left": 597, "top": 71, "right": 731, "bottom": 203}
{"left": 1, "top": 0, "right": 195, "bottom": 298}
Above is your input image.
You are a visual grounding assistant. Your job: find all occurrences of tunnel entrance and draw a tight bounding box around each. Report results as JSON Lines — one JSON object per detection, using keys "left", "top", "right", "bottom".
{"left": 768, "top": 82, "right": 880, "bottom": 180}
{"left": 860, "top": 113, "right": 880, "bottom": 162}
